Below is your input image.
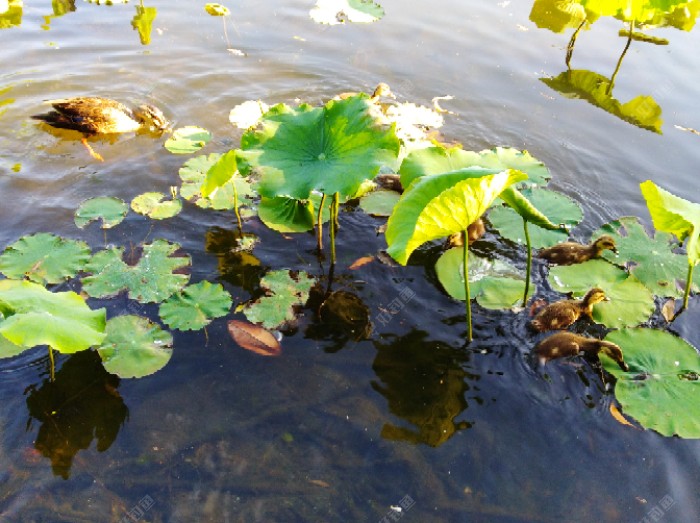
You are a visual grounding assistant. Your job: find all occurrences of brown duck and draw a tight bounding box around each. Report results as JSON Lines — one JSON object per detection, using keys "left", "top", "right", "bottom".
{"left": 534, "top": 331, "right": 629, "bottom": 371}
{"left": 530, "top": 287, "right": 607, "bottom": 332}
{"left": 32, "top": 97, "right": 170, "bottom": 161}
{"left": 538, "top": 235, "right": 617, "bottom": 265}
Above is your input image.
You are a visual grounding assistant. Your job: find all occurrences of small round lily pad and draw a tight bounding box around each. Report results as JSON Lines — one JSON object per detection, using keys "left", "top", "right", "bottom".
{"left": 159, "top": 281, "right": 233, "bottom": 331}
{"left": 131, "top": 191, "right": 183, "bottom": 220}
{"left": 74, "top": 196, "right": 129, "bottom": 229}
{"left": 164, "top": 126, "right": 212, "bottom": 154}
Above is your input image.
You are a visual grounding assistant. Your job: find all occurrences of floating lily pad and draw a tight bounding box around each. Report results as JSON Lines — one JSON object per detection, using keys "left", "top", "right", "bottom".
{"left": 489, "top": 187, "right": 582, "bottom": 248}
{"left": 548, "top": 259, "right": 655, "bottom": 329}
{"left": 0, "top": 233, "right": 91, "bottom": 284}
{"left": 595, "top": 216, "right": 691, "bottom": 298}
{"left": 164, "top": 126, "right": 212, "bottom": 154}
{"left": 602, "top": 328, "right": 700, "bottom": 438}
{"left": 82, "top": 239, "right": 191, "bottom": 303}
{"left": 435, "top": 247, "right": 534, "bottom": 309}
{"left": 239, "top": 94, "right": 400, "bottom": 200}
{"left": 359, "top": 189, "right": 401, "bottom": 217}
{"left": 179, "top": 153, "right": 255, "bottom": 210}
{"left": 399, "top": 145, "right": 550, "bottom": 188}
{"left": 205, "top": 3, "right": 229, "bottom": 16}
{"left": 96, "top": 315, "right": 173, "bottom": 378}
{"left": 74, "top": 196, "right": 129, "bottom": 229}
{"left": 310, "top": 0, "right": 384, "bottom": 25}
{"left": 159, "top": 281, "right": 233, "bottom": 331}
{"left": 229, "top": 100, "right": 269, "bottom": 129}
{"left": 131, "top": 191, "right": 183, "bottom": 220}
{"left": 244, "top": 270, "right": 315, "bottom": 329}
{"left": 0, "top": 279, "right": 106, "bottom": 354}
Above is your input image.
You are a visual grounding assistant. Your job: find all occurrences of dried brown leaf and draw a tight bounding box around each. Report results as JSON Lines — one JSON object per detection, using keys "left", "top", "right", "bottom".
{"left": 349, "top": 256, "right": 374, "bottom": 270}
{"left": 609, "top": 404, "right": 635, "bottom": 428}
{"left": 228, "top": 320, "right": 281, "bottom": 356}
{"left": 661, "top": 298, "right": 676, "bottom": 322}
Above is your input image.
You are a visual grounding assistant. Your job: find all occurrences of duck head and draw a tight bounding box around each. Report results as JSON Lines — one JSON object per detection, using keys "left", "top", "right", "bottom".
{"left": 134, "top": 104, "right": 171, "bottom": 133}
{"left": 599, "top": 341, "right": 629, "bottom": 371}
{"left": 582, "top": 287, "right": 608, "bottom": 306}
{"left": 592, "top": 235, "right": 617, "bottom": 255}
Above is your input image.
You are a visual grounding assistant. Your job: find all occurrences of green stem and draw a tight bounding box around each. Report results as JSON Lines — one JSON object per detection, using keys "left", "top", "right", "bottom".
{"left": 522, "top": 220, "right": 532, "bottom": 307}
{"left": 232, "top": 180, "right": 242, "bottom": 233}
{"left": 608, "top": 19, "right": 633, "bottom": 95}
{"left": 683, "top": 262, "right": 695, "bottom": 310}
{"left": 317, "top": 193, "right": 327, "bottom": 252}
{"left": 48, "top": 347, "right": 55, "bottom": 382}
{"left": 463, "top": 230, "right": 472, "bottom": 343}
{"left": 330, "top": 193, "right": 339, "bottom": 266}
{"left": 566, "top": 19, "right": 586, "bottom": 69}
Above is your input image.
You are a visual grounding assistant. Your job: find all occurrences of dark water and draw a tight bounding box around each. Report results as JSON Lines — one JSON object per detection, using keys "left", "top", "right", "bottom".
{"left": 1, "top": 1, "right": 700, "bottom": 521}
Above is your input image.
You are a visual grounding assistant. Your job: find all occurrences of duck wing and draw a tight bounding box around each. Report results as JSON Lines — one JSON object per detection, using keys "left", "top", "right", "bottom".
{"left": 33, "top": 98, "right": 136, "bottom": 134}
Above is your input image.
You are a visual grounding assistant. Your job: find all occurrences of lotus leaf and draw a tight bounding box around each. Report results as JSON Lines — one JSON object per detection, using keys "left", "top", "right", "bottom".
{"left": 399, "top": 145, "right": 550, "bottom": 188}
{"left": 164, "top": 126, "right": 212, "bottom": 154}
{"left": 201, "top": 149, "right": 238, "bottom": 198}
{"left": 386, "top": 168, "right": 527, "bottom": 265}
{"left": 244, "top": 270, "right": 315, "bottom": 329}
{"left": 97, "top": 315, "right": 173, "bottom": 378}
{"left": 159, "top": 281, "right": 233, "bottom": 331}
{"left": 131, "top": 191, "right": 182, "bottom": 220}
{"left": 205, "top": 3, "right": 229, "bottom": 16}
{"left": 548, "top": 259, "right": 655, "bottom": 328}
{"left": 179, "top": 153, "right": 254, "bottom": 210}
{"left": 257, "top": 195, "right": 330, "bottom": 233}
{"left": 239, "top": 94, "right": 400, "bottom": 200}
{"left": 359, "top": 189, "right": 401, "bottom": 217}
{"left": 132, "top": 5, "right": 157, "bottom": 45}
{"left": 310, "top": 0, "right": 384, "bottom": 25}
{"left": 0, "top": 280, "right": 106, "bottom": 353}
{"left": 0, "top": 330, "right": 26, "bottom": 359}
{"left": 595, "top": 216, "right": 691, "bottom": 298}
{"left": 229, "top": 100, "right": 269, "bottom": 129}
{"left": 74, "top": 196, "right": 129, "bottom": 229}
{"left": 489, "top": 188, "right": 582, "bottom": 248}
{"left": 602, "top": 328, "right": 700, "bottom": 438}
{"left": 435, "top": 247, "right": 534, "bottom": 309}
{"left": 0, "top": 233, "right": 91, "bottom": 284}
{"left": 82, "top": 239, "right": 191, "bottom": 303}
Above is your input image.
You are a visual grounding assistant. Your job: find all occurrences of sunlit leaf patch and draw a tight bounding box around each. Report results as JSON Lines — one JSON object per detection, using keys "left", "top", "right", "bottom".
{"left": 310, "top": 0, "right": 384, "bottom": 25}
{"left": 179, "top": 153, "right": 255, "bottom": 211}
{"left": 164, "top": 126, "right": 212, "bottom": 154}
{"left": 131, "top": 191, "right": 182, "bottom": 220}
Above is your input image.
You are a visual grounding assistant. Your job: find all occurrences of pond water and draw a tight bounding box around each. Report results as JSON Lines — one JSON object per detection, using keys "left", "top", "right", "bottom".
{"left": 1, "top": 1, "right": 700, "bottom": 521}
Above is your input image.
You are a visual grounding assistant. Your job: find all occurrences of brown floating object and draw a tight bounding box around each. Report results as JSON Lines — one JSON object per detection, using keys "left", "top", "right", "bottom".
{"left": 228, "top": 320, "right": 281, "bottom": 357}
{"left": 533, "top": 331, "right": 629, "bottom": 371}
{"left": 530, "top": 287, "right": 607, "bottom": 332}
{"left": 538, "top": 235, "right": 617, "bottom": 266}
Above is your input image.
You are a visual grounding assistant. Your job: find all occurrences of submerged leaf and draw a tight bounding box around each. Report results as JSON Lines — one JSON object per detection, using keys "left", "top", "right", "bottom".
{"left": 159, "top": 281, "right": 233, "bottom": 331}
{"left": 82, "top": 239, "right": 191, "bottom": 303}
{"left": 0, "top": 280, "right": 106, "bottom": 354}
{"left": 243, "top": 270, "right": 315, "bottom": 329}
{"left": 228, "top": 319, "right": 281, "bottom": 356}
{"left": 602, "top": 328, "right": 700, "bottom": 438}
{"left": 97, "top": 315, "right": 173, "bottom": 378}
{"left": 164, "top": 126, "right": 212, "bottom": 154}
{"left": 74, "top": 196, "right": 129, "bottom": 229}
{"left": 0, "top": 233, "right": 91, "bottom": 284}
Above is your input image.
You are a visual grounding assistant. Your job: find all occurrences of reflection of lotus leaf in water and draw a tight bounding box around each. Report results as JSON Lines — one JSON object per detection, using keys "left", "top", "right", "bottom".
{"left": 542, "top": 70, "right": 662, "bottom": 133}
{"left": 319, "top": 290, "right": 372, "bottom": 340}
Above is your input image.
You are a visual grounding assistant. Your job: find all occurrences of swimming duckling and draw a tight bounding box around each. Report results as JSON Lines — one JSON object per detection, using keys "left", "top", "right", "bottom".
{"left": 538, "top": 235, "right": 617, "bottom": 266}
{"left": 530, "top": 287, "right": 607, "bottom": 332}
{"left": 447, "top": 219, "right": 486, "bottom": 247}
{"left": 32, "top": 97, "right": 170, "bottom": 161}
{"left": 534, "top": 331, "right": 629, "bottom": 371}
{"left": 337, "top": 82, "right": 395, "bottom": 101}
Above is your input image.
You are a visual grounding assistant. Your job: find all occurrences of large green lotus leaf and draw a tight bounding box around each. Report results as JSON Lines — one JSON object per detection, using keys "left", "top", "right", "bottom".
{"left": 582, "top": 0, "right": 695, "bottom": 26}
{"left": 179, "top": 153, "right": 254, "bottom": 211}
{"left": 0, "top": 329, "right": 27, "bottom": 359}
{"left": 386, "top": 168, "right": 527, "bottom": 265}
{"left": 96, "top": 315, "right": 173, "bottom": 378}
{"left": 0, "top": 280, "right": 106, "bottom": 353}
{"left": 641, "top": 180, "right": 700, "bottom": 266}
{"left": 257, "top": 194, "right": 331, "bottom": 233}
{"left": 201, "top": 149, "right": 238, "bottom": 197}
{"left": 489, "top": 187, "right": 583, "bottom": 248}
{"left": 159, "top": 281, "right": 233, "bottom": 331}
{"left": 548, "top": 259, "right": 654, "bottom": 328}
{"left": 310, "top": 0, "right": 384, "bottom": 25}
{"left": 0, "top": 233, "right": 91, "bottom": 284}
{"left": 82, "top": 239, "right": 191, "bottom": 303}
{"left": 244, "top": 270, "right": 315, "bottom": 329}
{"left": 602, "top": 328, "right": 700, "bottom": 438}
{"left": 542, "top": 70, "right": 662, "bottom": 133}
{"left": 399, "top": 145, "right": 550, "bottom": 188}
{"left": 595, "top": 216, "right": 692, "bottom": 298}
{"left": 131, "top": 191, "right": 182, "bottom": 220}
{"left": 359, "top": 189, "right": 401, "bottom": 217}
{"left": 529, "top": 0, "right": 588, "bottom": 33}
{"left": 435, "top": 247, "right": 534, "bottom": 309}
{"left": 239, "top": 95, "right": 400, "bottom": 200}
{"left": 164, "top": 126, "right": 212, "bottom": 154}
{"left": 74, "top": 196, "right": 129, "bottom": 229}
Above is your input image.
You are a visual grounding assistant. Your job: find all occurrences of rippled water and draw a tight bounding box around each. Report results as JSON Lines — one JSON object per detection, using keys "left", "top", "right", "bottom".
{"left": 1, "top": 1, "right": 700, "bottom": 522}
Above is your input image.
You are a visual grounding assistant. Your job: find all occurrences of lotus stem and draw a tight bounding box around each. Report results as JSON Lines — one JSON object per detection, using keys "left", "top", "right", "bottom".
{"left": 48, "top": 347, "right": 55, "bottom": 382}
{"left": 609, "top": 20, "right": 633, "bottom": 95}
{"left": 566, "top": 19, "right": 586, "bottom": 69}
{"left": 330, "top": 193, "right": 339, "bottom": 266}
{"left": 317, "top": 193, "right": 327, "bottom": 252}
{"left": 463, "top": 230, "right": 472, "bottom": 343}
{"left": 232, "top": 180, "right": 242, "bottom": 233}
{"left": 522, "top": 220, "right": 532, "bottom": 307}
{"left": 683, "top": 262, "right": 695, "bottom": 310}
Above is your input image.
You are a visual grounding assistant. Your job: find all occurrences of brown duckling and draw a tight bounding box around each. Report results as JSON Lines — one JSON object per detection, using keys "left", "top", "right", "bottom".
{"left": 447, "top": 219, "right": 486, "bottom": 247}
{"left": 530, "top": 287, "right": 607, "bottom": 332}
{"left": 538, "top": 235, "right": 617, "bottom": 266}
{"left": 534, "top": 331, "right": 629, "bottom": 371}
{"left": 32, "top": 97, "right": 170, "bottom": 161}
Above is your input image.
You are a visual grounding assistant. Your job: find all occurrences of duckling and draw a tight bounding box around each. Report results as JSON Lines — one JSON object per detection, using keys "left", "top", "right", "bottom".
{"left": 337, "top": 82, "right": 395, "bottom": 101}
{"left": 530, "top": 287, "right": 607, "bottom": 332}
{"left": 538, "top": 235, "right": 617, "bottom": 266}
{"left": 534, "top": 331, "right": 629, "bottom": 371}
{"left": 447, "top": 219, "right": 486, "bottom": 248}
{"left": 32, "top": 97, "right": 170, "bottom": 161}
